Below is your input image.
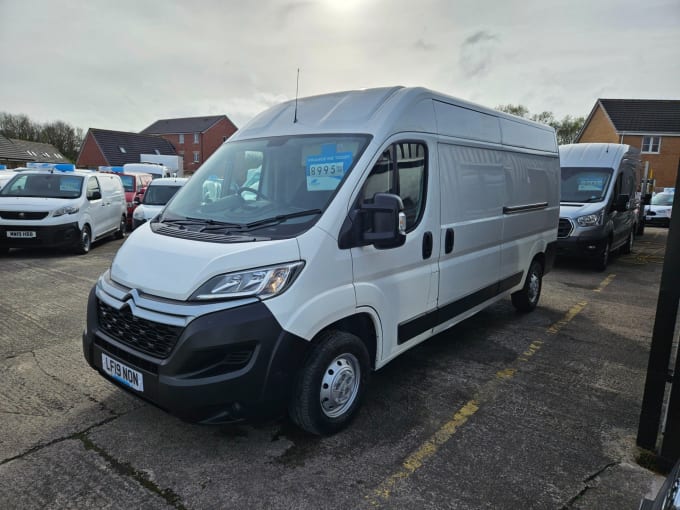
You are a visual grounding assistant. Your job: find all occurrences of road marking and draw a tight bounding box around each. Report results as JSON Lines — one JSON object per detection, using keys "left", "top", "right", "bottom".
{"left": 547, "top": 301, "right": 588, "bottom": 334}
{"left": 593, "top": 274, "right": 616, "bottom": 293}
{"left": 367, "top": 300, "right": 592, "bottom": 506}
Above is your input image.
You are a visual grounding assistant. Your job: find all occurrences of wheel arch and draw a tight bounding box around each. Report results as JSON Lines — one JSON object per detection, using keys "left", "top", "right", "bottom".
{"left": 313, "top": 311, "right": 379, "bottom": 370}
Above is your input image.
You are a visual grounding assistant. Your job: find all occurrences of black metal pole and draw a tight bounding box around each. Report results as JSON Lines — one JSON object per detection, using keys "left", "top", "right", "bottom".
{"left": 637, "top": 171, "right": 680, "bottom": 451}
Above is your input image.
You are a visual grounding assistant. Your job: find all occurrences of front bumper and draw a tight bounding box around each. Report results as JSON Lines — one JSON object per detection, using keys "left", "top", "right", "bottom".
{"left": 645, "top": 215, "right": 670, "bottom": 227}
{"left": 0, "top": 222, "right": 79, "bottom": 249}
{"left": 556, "top": 234, "right": 608, "bottom": 259}
{"left": 82, "top": 285, "right": 309, "bottom": 424}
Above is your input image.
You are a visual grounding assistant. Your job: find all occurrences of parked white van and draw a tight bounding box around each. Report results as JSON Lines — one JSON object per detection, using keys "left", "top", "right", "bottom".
{"left": 556, "top": 143, "right": 642, "bottom": 270}
{"left": 0, "top": 168, "right": 126, "bottom": 254}
{"left": 123, "top": 162, "right": 172, "bottom": 180}
{"left": 83, "top": 87, "right": 560, "bottom": 434}
{"left": 132, "top": 177, "right": 188, "bottom": 230}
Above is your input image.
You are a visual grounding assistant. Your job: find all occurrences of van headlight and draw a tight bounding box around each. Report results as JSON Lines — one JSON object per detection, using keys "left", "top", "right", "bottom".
{"left": 190, "top": 262, "right": 305, "bottom": 301}
{"left": 576, "top": 209, "right": 604, "bottom": 227}
{"left": 53, "top": 206, "right": 79, "bottom": 217}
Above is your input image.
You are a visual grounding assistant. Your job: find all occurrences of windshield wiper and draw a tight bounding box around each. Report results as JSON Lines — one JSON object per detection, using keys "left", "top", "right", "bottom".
{"left": 160, "top": 217, "right": 243, "bottom": 230}
{"left": 240, "top": 209, "right": 323, "bottom": 231}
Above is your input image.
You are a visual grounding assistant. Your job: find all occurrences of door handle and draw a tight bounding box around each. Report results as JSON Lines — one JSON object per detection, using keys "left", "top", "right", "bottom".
{"left": 422, "top": 231, "right": 433, "bottom": 259}
{"left": 445, "top": 228, "right": 454, "bottom": 254}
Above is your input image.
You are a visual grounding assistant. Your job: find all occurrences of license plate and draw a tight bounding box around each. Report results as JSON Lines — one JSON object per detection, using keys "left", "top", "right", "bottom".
{"left": 102, "top": 353, "right": 144, "bottom": 391}
{"left": 7, "top": 231, "right": 36, "bottom": 238}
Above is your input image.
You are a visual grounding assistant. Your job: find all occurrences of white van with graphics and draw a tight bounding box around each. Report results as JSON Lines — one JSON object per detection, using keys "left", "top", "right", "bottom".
{"left": 83, "top": 87, "right": 560, "bottom": 434}
{"left": 0, "top": 167, "right": 126, "bottom": 254}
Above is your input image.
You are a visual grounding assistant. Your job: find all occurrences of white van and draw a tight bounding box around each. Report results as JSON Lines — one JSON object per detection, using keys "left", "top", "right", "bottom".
{"left": 557, "top": 143, "right": 642, "bottom": 270}
{"left": 83, "top": 87, "right": 559, "bottom": 434}
{"left": 131, "top": 177, "right": 188, "bottom": 230}
{"left": 123, "top": 162, "right": 172, "bottom": 180}
{"left": 0, "top": 168, "right": 126, "bottom": 254}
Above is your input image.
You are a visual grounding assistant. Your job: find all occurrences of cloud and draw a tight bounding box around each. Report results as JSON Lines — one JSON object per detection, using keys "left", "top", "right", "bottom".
{"left": 414, "top": 38, "right": 435, "bottom": 51}
{"left": 459, "top": 30, "right": 499, "bottom": 77}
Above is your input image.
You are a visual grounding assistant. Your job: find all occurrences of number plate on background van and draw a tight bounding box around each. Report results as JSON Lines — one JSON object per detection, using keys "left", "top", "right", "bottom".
{"left": 7, "top": 231, "right": 36, "bottom": 238}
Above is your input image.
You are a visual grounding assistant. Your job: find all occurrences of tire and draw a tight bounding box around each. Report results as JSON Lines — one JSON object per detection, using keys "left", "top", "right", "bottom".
{"left": 636, "top": 219, "right": 645, "bottom": 236}
{"left": 114, "top": 215, "right": 126, "bottom": 239}
{"left": 75, "top": 225, "right": 91, "bottom": 255}
{"left": 0, "top": 246, "right": 9, "bottom": 256}
{"left": 594, "top": 239, "right": 610, "bottom": 272}
{"left": 289, "top": 330, "right": 370, "bottom": 436}
{"left": 511, "top": 259, "right": 543, "bottom": 313}
{"left": 620, "top": 229, "right": 634, "bottom": 255}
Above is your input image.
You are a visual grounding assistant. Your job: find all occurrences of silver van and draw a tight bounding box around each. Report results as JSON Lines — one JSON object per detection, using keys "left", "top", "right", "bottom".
{"left": 556, "top": 143, "right": 642, "bottom": 270}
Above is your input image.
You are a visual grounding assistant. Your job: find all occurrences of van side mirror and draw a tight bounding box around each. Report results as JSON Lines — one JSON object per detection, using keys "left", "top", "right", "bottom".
{"left": 614, "top": 193, "right": 629, "bottom": 212}
{"left": 133, "top": 196, "right": 141, "bottom": 205}
{"left": 88, "top": 190, "right": 102, "bottom": 201}
{"left": 338, "top": 193, "right": 407, "bottom": 249}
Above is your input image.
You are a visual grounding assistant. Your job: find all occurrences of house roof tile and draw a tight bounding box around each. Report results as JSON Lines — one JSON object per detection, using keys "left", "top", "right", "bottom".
{"left": 86, "top": 128, "right": 176, "bottom": 166}
{"left": 140, "top": 115, "right": 234, "bottom": 135}
{"left": 0, "top": 134, "right": 33, "bottom": 162}
{"left": 10, "top": 139, "right": 67, "bottom": 163}
{"left": 599, "top": 99, "right": 680, "bottom": 133}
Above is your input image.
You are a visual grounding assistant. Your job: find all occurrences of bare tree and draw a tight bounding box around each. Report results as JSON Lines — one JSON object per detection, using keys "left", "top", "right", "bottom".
{"left": 0, "top": 112, "right": 85, "bottom": 162}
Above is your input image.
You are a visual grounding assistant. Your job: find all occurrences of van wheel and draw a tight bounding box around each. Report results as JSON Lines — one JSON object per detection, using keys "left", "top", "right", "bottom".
{"left": 620, "top": 229, "right": 634, "bottom": 254}
{"left": 114, "top": 215, "right": 126, "bottom": 239}
{"left": 75, "top": 225, "right": 91, "bottom": 255}
{"left": 636, "top": 219, "right": 645, "bottom": 236}
{"left": 594, "top": 239, "right": 610, "bottom": 271}
{"left": 289, "top": 330, "right": 369, "bottom": 436}
{"left": 511, "top": 259, "right": 543, "bottom": 313}
{"left": 0, "top": 246, "right": 9, "bottom": 256}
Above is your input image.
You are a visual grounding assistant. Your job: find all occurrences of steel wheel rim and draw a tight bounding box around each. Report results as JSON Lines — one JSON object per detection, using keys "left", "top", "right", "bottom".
{"left": 528, "top": 270, "right": 540, "bottom": 303}
{"left": 82, "top": 229, "right": 90, "bottom": 251}
{"left": 320, "top": 353, "right": 360, "bottom": 418}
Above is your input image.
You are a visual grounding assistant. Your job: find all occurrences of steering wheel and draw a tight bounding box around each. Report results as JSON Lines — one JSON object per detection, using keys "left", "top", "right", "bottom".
{"left": 237, "top": 186, "right": 268, "bottom": 200}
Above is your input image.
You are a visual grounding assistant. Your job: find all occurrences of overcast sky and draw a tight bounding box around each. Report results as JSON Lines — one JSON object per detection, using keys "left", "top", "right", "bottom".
{"left": 1, "top": 0, "right": 678, "bottom": 132}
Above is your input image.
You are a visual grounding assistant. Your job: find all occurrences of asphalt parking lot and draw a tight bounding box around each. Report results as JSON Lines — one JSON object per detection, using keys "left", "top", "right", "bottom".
{"left": 0, "top": 228, "right": 674, "bottom": 509}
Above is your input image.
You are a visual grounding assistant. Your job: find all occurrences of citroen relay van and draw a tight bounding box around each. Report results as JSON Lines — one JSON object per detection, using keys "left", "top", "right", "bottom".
{"left": 83, "top": 87, "right": 560, "bottom": 434}
{"left": 556, "top": 143, "right": 642, "bottom": 270}
{"left": 0, "top": 167, "right": 126, "bottom": 254}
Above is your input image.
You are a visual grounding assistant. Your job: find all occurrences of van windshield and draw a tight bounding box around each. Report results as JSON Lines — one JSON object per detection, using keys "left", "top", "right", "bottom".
{"left": 143, "top": 185, "right": 182, "bottom": 205}
{"left": 651, "top": 193, "right": 674, "bottom": 206}
{"left": 161, "top": 134, "right": 371, "bottom": 237}
{"left": 119, "top": 175, "right": 135, "bottom": 192}
{"left": 560, "top": 167, "right": 613, "bottom": 203}
{"left": 0, "top": 173, "right": 84, "bottom": 199}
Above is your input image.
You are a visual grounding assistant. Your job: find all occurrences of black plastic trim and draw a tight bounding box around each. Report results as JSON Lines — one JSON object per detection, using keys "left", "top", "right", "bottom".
{"left": 503, "top": 202, "right": 548, "bottom": 215}
{"left": 397, "top": 271, "right": 524, "bottom": 344}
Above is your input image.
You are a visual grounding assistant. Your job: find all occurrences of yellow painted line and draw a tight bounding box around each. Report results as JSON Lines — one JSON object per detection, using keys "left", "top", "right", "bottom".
{"left": 547, "top": 301, "right": 588, "bottom": 334}
{"left": 593, "top": 274, "right": 616, "bottom": 293}
{"left": 369, "top": 400, "right": 480, "bottom": 505}
{"left": 368, "top": 337, "right": 548, "bottom": 506}
{"left": 367, "top": 297, "right": 588, "bottom": 506}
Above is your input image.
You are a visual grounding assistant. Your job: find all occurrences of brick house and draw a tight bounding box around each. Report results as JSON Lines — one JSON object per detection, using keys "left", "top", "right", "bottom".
{"left": 10, "top": 139, "right": 68, "bottom": 164}
{"left": 576, "top": 99, "right": 680, "bottom": 189}
{"left": 76, "top": 128, "right": 176, "bottom": 169}
{"left": 0, "top": 134, "right": 32, "bottom": 168}
{"left": 140, "top": 115, "right": 237, "bottom": 174}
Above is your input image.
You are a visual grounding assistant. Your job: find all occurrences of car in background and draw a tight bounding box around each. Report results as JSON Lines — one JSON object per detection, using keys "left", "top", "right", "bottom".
{"left": 646, "top": 190, "right": 674, "bottom": 227}
{"left": 0, "top": 168, "right": 126, "bottom": 255}
{"left": 0, "top": 171, "right": 14, "bottom": 190}
{"left": 116, "top": 172, "right": 153, "bottom": 230}
{"left": 132, "top": 177, "right": 188, "bottom": 230}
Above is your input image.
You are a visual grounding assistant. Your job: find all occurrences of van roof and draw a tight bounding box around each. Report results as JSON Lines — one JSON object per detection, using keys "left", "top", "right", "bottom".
{"left": 233, "top": 86, "right": 557, "bottom": 153}
{"left": 148, "top": 177, "right": 188, "bottom": 186}
{"left": 559, "top": 143, "right": 639, "bottom": 168}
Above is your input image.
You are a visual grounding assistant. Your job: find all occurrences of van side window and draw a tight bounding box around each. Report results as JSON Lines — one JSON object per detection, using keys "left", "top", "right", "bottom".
{"left": 87, "top": 177, "right": 101, "bottom": 200}
{"left": 361, "top": 142, "right": 427, "bottom": 231}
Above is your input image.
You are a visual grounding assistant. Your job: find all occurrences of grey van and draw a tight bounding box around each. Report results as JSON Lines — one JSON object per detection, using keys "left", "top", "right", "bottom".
{"left": 556, "top": 143, "right": 642, "bottom": 271}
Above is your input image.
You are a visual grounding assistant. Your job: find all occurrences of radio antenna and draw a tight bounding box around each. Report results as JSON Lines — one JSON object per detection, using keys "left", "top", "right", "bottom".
{"left": 294, "top": 68, "right": 300, "bottom": 124}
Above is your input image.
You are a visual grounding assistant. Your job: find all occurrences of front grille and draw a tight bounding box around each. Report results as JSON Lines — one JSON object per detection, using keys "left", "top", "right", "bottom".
{"left": 94, "top": 336, "right": 159, "bottom": 374}
{"left": 0, "top": 211, "right": 49, "bottom": 220}
{"left": 97, "top": 299, "right": 182, "bottom": 358}
{"left": 558, "top": 218, "right": 573, "bottom": 238}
